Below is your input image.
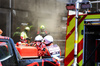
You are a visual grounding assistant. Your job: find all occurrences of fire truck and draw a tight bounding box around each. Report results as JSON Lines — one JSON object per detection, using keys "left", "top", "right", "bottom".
{"left": 64, "top": 1, "right": 100, "bottom": 66}
{"left": 0, "top": 36, "right": 60, "bottom": 66}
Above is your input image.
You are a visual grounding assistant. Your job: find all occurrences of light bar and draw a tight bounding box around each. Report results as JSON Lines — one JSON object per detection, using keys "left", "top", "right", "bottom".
{"left": 81, "top": 1, "right": 91, "bottom": 9}
{"left": 66, "top": 3, "right": 75, "bottom": 10}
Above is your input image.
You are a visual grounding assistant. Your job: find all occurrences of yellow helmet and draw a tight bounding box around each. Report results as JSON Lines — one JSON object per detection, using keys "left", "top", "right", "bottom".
{"left": 40, "top": 25, "right": 45, "bottom": 29}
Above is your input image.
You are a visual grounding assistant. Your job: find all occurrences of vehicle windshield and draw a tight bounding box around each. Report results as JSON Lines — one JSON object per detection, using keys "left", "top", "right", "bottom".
{"left": 0, "top": 41, "right": 10, "bottom": 61}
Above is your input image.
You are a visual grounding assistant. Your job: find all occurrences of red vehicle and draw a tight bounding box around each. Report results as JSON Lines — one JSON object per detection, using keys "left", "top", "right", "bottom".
{"left": 0, "top": 36, "right": 60, "bottom": 66}
{"left": 65, "top": 1, "right": 100, "bottom": 66}
{"left": 16, "top": 40, "right": 61, "bottom": 60}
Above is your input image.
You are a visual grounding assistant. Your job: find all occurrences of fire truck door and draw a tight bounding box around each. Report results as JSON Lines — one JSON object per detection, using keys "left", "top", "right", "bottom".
{"left": 83, "top": 19, "right": 100, "bottom": 66}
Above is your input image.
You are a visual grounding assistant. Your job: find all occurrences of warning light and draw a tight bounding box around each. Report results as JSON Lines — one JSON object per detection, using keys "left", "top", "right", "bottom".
{"left": 66, "top": 3, "right": 75, "bottom": 10}
{"left": 81, "top": 1, "right": 91, "bottom": 9}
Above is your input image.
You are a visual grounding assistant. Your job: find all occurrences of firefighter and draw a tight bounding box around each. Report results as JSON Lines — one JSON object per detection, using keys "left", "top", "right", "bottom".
{"left": 13, "top": 27, "right": 20, "bottom": 37}
{"left": 34, "top": 35, "right": 43, "bottom": 46}
{"left": 43, "top": 35, "right": 53, "bottom": 46}
{"left": 34, "top": 35, "right": 46, "bottom": 57}
{"left": 0, "top": 29, "right": 3, "bottom": 36}
{"left": 13, "top": 27, "right": 20, "bottom": 43}
{"left": 20, "top": 27, "right": 30, "bottom": 43}
{"left": 34, "top": 35, "right": 46, "bottom": 48}
{"left": 43, "top": 35, "right": 62, "bottom": 62}
{"left": 37, "top": 25, "right": 48, "bottom": 37}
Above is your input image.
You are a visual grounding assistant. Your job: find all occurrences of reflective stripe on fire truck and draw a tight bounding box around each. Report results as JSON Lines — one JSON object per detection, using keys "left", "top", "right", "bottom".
{"left": 65, "top": 15, "right": 87, "bottom": 66}
{"left": 65, "top": 15, "right": 75, "bottom": 66}
{"left": 65, "top": 14, "right": 100, "bottom": 66}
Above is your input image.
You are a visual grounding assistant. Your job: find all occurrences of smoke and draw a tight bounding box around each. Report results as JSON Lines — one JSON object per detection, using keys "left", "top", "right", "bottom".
{"left": 12, "top": 0, "right": 67, "bottom": 55}
{"left": 28, "top": 0, "right": 67, "bottom": 33}
{"left": 27, "top": 0, "right": 67, "bottom": 55}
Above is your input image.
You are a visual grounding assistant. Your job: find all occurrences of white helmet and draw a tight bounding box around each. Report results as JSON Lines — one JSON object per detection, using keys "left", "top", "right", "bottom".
{"left": 25, "top": 27, "right": 30, "bottom": 31}
{"left": 44, "top": 35, "right": 53, "bottom": 44}
{"left": 35, "top": 35, "right": 43, "bottom": 41}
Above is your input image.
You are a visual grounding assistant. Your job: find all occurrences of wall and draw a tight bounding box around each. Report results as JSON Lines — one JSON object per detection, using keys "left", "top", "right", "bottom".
{"left": 12, "top": 0, "right": 67, "bottom": 55}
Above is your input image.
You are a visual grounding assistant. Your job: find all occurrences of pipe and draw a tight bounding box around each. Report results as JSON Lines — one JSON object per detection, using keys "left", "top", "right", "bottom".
{"left": 91, "top": 1, "right": 100, "bottom": 3}
{"left": 73, "top": 1, "right": 79, "bottom": 66}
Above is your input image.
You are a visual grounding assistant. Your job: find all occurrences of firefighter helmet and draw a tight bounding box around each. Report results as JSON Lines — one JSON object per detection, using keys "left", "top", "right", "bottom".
{"left": 40, "top": 25, "right": 45, "bottom": 29}
{"left": 25, "top": 27, "right": 30, "bottom": 31}
{"left": 35, "top": 35, "right": 43, "bottom": 41}
{"left": 44, "top": 35, "right": 53, "bottom": 44}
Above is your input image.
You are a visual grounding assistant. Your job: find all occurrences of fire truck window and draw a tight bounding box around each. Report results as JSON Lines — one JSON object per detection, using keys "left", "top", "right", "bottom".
{"left": 0, "top": 42, "right": 10, "bottom": 60}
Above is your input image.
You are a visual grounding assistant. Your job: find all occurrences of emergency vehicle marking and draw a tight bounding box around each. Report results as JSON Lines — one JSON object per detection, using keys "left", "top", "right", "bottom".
{"left": 65, "top": 31, "right": 75, "bottom": 57}
{"left": 66, "top": 15, "right": 87, "bottom": 40}
{"left": 68, "top": 59, "right": 74, "bottom": 66}
{"left": 67, "top": 15, "right": 75, "bottom": 26}
{"left": 65, "top": 14, "right": 100, "bottom": 65}
{"left": 86, "top": 14, "right": 100, "bottom": 19}
{"left": 66, "top": 15, "right": 86, "bottom": 52}
{"left": 78, "top": 39, "right": 83, "bottom": 55}
{"left": 65, "top": 39, "right": 83, "bottom": 66}
{"left": 78, "top": 49, "right": 83, "bottom": 58}
{"left": 66, "top": 27, "right": 75, "bottom": 40}
{"left": 78, "top": 15, "right": 87, "bottom": 25}
{"left": 78, "top": 53, "right": 83, "bottom": 63}
{"left": 64, "top": 49, "right": 74, "bottom": 65}
{"left": 79, "top": 59, "right": 83, "bottom": 65}
{"left": 77, "top": 15, "right": 86, "bottom": 65}
{"left": 67, "top": 17, "right": 75, "bottom": 34}
{"left": 65, "top": 15, "right": 87, "bottom": 66}
{"left": 77, "top": 14, "right": 100, "bottom": 65}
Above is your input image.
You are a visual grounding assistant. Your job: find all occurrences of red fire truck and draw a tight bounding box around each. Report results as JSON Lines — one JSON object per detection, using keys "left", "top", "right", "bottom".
{"left": 64, "top": 1, "right": 100, "bottom": 66}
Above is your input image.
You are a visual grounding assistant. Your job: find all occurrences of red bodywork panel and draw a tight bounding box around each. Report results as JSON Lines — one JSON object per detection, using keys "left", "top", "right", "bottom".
{"left": 16, "top": 46, "right": 38, "bottom": 58}
{"left": 16, "top": 42, "right": 61, "bottom": 59}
